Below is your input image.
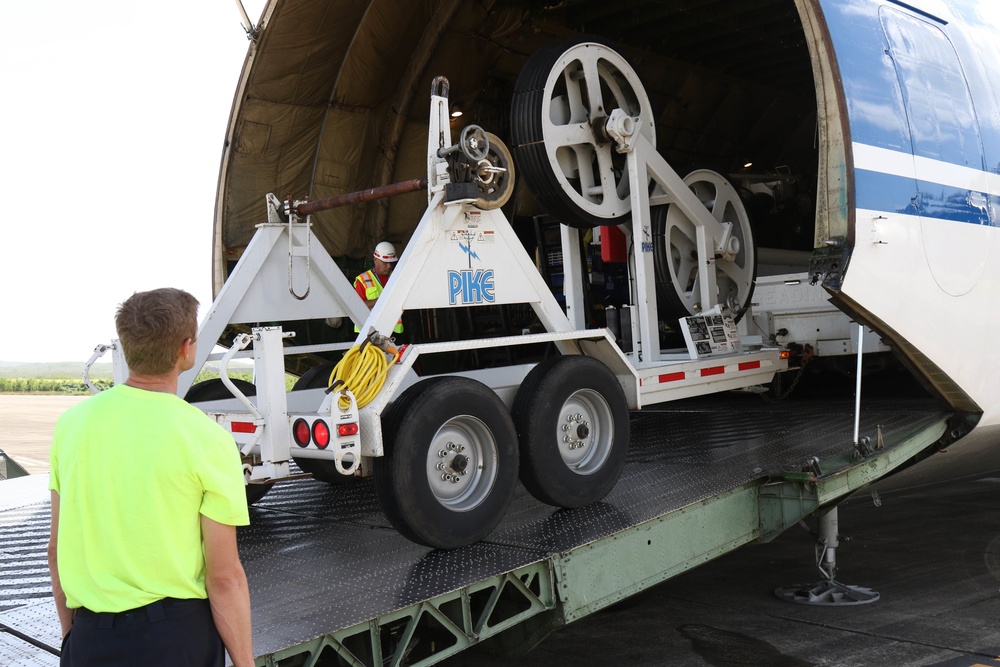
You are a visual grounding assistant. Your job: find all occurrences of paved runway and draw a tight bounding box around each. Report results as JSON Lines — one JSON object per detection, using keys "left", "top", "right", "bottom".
{"left": 442, "top": 473, "right": 1000, "bottom": 666}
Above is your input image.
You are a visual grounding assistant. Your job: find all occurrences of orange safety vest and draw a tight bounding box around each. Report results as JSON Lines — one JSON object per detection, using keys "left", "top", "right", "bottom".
{"left": 354, "top": 270, "right": 404, "bottom": 334}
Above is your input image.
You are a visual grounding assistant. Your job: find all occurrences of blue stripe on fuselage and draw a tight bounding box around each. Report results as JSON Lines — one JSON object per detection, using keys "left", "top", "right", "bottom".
{"left": 855, "top": 168, "right": 996, "bottom": 225}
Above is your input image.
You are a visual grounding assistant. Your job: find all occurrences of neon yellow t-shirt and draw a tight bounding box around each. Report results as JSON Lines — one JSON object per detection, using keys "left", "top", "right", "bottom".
{"left": 49, "top": 383, "right": 250, "bottom": 612}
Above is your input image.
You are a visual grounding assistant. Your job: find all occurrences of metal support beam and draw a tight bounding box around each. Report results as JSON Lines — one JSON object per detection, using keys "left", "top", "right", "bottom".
{"left": 255, "top": 562, "right": 556, "bottom": 667}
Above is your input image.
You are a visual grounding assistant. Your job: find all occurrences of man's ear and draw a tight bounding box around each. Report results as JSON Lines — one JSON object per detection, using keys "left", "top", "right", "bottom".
{"left": 178, "top": 337, "right": 197, "bottom": 371}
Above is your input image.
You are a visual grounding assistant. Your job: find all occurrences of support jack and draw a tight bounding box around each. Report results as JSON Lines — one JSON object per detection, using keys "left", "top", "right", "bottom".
{"left": 774, "top": 506, "right": 879, "bottom": 606}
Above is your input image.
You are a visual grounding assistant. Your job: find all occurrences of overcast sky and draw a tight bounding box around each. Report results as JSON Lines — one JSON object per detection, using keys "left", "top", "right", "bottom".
{"left": 0, "top": 1, "right": 266, "bottom": 362}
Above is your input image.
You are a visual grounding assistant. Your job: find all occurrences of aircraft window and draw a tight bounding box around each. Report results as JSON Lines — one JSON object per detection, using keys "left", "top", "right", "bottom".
{"left": 879, "top": 7, "right": 985, "bottom": 169}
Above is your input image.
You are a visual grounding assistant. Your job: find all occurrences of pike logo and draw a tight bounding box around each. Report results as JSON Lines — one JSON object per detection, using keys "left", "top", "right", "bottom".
{"left": 448, "top": 269, "right": 495, "bottom": 305}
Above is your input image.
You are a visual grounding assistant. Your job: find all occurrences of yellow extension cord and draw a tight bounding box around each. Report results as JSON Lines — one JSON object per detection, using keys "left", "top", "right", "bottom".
{"left": 327, "top": 341, "right": 399, "bottom": 410}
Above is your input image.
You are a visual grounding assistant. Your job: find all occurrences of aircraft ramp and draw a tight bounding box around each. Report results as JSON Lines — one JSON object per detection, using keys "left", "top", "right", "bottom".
{"left": 0, "top": 392, "right": 950, "bottom": 665}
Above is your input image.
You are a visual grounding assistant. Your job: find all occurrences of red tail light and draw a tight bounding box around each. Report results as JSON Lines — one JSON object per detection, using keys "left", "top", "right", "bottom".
{"left": 313, "top": 420, "right": 331, "bottom": 449}
{"left": 293, "top": 419, "right": 310, "bottom": 447}
{"left": 337, "top": 423, "right": 359, "bottom": 437}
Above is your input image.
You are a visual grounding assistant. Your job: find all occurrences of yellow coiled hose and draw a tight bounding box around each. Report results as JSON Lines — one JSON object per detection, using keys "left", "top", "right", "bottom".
{"left": 328, "top": 341, "right": 399, "bottom": 410}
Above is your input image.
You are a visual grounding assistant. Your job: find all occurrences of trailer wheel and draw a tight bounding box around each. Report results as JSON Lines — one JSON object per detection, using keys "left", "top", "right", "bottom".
{"left": 512, "top": 356, "right": 629, "bottom": 508}
{"left": 185, "top": 378, "right": 273, "bottom": 504}
{"left": 374, "top": 377, "right": 518, "bottom": 549}
{"left": 290, "top": 362, "right": 354, "bottom": 485}
{"left": 510, "top": 36, "right": 655, "bottom": 228}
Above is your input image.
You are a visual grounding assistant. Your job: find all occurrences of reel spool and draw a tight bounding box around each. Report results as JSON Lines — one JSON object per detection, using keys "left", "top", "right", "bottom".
{"left": 510, "top": 37, "right": 656, "bottom": 228}
{"left": 653, "top": 169, "right": 757, "bottom": 321}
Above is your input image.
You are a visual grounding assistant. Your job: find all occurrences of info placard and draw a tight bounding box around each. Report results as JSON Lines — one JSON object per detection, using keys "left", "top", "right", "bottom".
{"left": 680, "top": 313, "right": 742, "bottom": 358}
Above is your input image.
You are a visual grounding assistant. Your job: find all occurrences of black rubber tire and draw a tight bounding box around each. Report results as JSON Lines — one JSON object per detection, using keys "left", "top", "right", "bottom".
{"left": 290, "top": 362, "right": 355, "bottom": 485}
{"left": 374, "top": 377, "right": 519, "bottom": 549}
{"left": 184, "top": 377, "right": 256, "bottom": 403}
{"left": 292, "top": 361, "right": 336, "bottom": 391}
{"left": 511, "top": 356, "right": 629, "bottom": 508}
{"left": 244, "top": 482, "right": 273, "bottom": 504}
{"left": 185, "top": 378, "right": 273, "bottom": 505}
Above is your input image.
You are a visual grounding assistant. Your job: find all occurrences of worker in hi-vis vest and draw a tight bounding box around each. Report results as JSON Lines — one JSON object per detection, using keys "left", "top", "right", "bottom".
{"left": 354, "top": 241, "right": 404, "bottom": 335}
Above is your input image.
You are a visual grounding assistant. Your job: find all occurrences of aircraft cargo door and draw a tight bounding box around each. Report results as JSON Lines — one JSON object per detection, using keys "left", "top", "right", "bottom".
{"left": 879, "top": 6, "right": 990, "bottom": 297}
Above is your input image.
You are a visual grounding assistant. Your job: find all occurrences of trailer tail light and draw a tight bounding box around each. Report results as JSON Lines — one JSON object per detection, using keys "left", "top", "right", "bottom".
{"left": 780, "top": 350, "right": 791, "bottom": 359}
{"left": 293, "top": 418, "right": 311, "bottom": 447}
{"left": 312, "top": 420, "right": 331, "bottom": 449}
{"left": 337, "top": 423, "right": 359, "bottom": 437}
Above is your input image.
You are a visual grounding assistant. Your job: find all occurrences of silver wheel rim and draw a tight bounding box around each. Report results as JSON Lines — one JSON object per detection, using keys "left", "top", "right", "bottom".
{"left": 425, "top": 415, "right": 498, "bottom": 511}
{"left": 663, "top": 169, "right": 755, "bottom": 315}
{"left": 556, "top": 388, "right": 614, "bottom": 475}
{"left": 540, "top": 41, "right": 656, "bottom": 220}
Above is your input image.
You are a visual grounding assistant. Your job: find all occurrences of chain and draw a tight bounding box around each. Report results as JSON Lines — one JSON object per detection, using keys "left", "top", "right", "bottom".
{"left": 759, "top": 354, "right": 811, "bottom": 402}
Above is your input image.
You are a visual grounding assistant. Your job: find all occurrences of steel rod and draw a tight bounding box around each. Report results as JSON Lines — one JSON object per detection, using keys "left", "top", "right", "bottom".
{"left": 292, "top": 179, "right": 427, "bottom": 216}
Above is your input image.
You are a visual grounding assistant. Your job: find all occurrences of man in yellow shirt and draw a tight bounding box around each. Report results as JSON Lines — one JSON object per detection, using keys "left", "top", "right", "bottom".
{"left": 48, "top": 288, "right": 254, "bottom": 667}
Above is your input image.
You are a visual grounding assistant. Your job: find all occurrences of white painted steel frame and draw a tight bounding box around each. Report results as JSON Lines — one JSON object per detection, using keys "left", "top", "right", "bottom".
{"left": 178, "top": 221, "right": 372, "bottom": 397}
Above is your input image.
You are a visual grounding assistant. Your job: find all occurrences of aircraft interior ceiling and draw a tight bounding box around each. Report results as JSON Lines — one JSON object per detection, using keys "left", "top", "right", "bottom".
{"left": 218, "top": 0, "right": 821, "bottom": 279}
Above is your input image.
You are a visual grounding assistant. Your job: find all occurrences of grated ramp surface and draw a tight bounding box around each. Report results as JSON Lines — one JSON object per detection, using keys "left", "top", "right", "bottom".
{"left": 0, "top": 394, "right": 948, "bottom": 662}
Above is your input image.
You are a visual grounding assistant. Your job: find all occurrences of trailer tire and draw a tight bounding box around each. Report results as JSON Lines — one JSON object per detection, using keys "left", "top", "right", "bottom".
{"left": 185, "top": 378, "right": 273, "bottom": 505}
{"left": 292, "top": 361, "right": 337, "bottom": 391}
{"left": 290, "top": 362, "right": 355, "bottom": 485}
{"left": 375, "top": 377, "right": 519, "bottom": 549}
{"left": 512, "top": 355, "right": 629, "bottom": 508}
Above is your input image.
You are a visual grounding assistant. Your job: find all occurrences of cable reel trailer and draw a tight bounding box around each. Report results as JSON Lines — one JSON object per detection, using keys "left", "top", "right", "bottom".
{"left": 152, "top": 32, "right": 787, "bottom": 551}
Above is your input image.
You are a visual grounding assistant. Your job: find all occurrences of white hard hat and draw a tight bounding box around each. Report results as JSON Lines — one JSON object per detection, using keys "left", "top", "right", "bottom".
{"left": 374, "top": 241, "right": 398, "bottom": 263}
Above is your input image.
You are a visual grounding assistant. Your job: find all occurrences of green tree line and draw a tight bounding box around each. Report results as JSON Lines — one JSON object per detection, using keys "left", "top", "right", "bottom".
{"left": 0, "top": 371, "right": 279, "bottom": 395}
{"left": 0, "top": 377, "right": 115, "bottom": 394}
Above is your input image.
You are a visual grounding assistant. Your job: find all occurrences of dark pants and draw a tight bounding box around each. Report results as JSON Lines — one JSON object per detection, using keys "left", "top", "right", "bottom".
{"left": 61, "top": 598, "right": 224, "bottom": 667}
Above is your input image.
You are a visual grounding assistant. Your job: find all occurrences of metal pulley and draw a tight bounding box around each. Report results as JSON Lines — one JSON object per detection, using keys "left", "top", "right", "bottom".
{"left": 439, "top": 124, "right": 490, "bottom": 162}
{"left": 439, "top": 124, "right": 515, "bottom": 210}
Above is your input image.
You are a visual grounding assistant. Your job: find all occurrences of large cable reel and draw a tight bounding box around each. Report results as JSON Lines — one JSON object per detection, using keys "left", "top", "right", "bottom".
{"left": 511, "top": 37, "right": 756, "bottom": 322}
{"left": 653, "top": 170, "right": 757, "bottom": 321}
{"left": 511, "top": 37, "right": 656, "bottom": 228}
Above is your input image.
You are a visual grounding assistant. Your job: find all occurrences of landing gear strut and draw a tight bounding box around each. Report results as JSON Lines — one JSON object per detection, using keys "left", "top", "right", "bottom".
{"left": 774, "top": 506, "right": 879, "bottom": 606}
